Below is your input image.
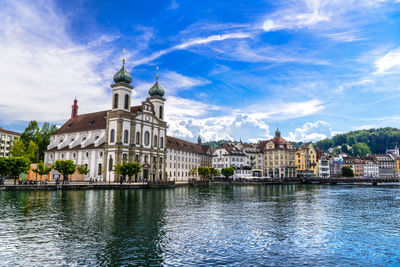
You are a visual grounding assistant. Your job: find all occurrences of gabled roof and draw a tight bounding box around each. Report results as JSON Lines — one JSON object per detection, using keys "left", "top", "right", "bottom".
{"left": 258, "top": 135, "right": 294, "bottom": 151}
{"left": 0, "top": 127, "right": 21, "bottom": 136}
{"left": 54, "top": 105, "right": 142, "bottom": 135}
{"left": 166, "top": 136, "right": 206, "bottom": 154}
{"left": 215, "top": 143, "right": 246, "bottom": 156}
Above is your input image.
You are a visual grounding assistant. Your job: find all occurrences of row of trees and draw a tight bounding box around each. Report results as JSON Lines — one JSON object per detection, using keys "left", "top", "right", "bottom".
{"left": 0, "top": 157, "right": 90, "bottom": 185}
{"left": 113, "top": 162, "right": 142, "bottom": 182}
{"left": 10, "top": 121, "right": 57, "bottom": 162}
{"left": 316, "top": 127, "right": 400, "bottom": 155}
{"left": 189, "top": 166, "right": 236, "bottom": 180}
{"left": 0, "top": 157, "right": 31, "bottom": 185}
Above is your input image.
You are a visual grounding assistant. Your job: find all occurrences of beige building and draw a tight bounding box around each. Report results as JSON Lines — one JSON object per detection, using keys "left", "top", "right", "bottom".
{"left": 0, "top": 127, "right": 21, "bottom": 157}
{"left": 258, "top": 129, "right": 296, "bottom": 178}
{"left": 296, "top": 144, "right": 317, "bottom": 178}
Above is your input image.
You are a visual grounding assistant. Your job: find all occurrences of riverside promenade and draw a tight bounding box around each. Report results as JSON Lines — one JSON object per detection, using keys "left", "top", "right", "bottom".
{"left": 1, "top": 177, "right": 400, "bottom": 191}
{"left": 0, "top": 180, "right": 176, "bottom": 191}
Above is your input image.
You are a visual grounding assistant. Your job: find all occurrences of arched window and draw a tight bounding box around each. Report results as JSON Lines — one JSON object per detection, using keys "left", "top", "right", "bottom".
{"left": 159, "top": 106, "right": 163, "bottom": 119}
{"left": 136, "top": 132, "right": 140, "bottom": 145}
{"left": 124, "top": 130, "right": 129, "bottom": 144}
{"left": 124, "top": 94, "right": 129, "bottom": 109}
{"left": 123, "top": 153, "right": 128, "bottom": 162}
{"left": 154, "top": 135, "right": 158, "bottom": 147}
{"left": 144, "top": 131, "right": 150, "bottom": 146}
{"left": 135, "top": 154, "right": 139, "bottom": 162}
{"left": 160, "top": 137, "right": 164, "bottom": 148}
{"left": 109, "top": 157, "right": 113, "bottom": 171}
{"left": 110, "top": 129, "right": 115, "bottom": 143}
{"left": 113, "top": 93, "right": 118, "bottom": 109}
{"left": 98, "top": 164, "right": 102, "bottom": 175}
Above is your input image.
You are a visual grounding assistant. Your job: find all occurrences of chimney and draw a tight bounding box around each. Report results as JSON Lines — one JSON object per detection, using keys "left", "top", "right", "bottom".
{"left": 71, "top": 98, "right": 78, "bottom": 119}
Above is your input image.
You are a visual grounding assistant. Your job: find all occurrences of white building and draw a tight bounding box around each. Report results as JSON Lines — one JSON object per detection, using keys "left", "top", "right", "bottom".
{"left": 45, "top": 61, "right": 211, "bottom": 183}
{"left": 0, "top": 128, "right": 21, "bottom": 158}
{"left": 363, "top": 159, "right": 379, "bottom": 178}
{"left": 212, "top": 143, "right": 251, "bottom": 179}
{"left": 166, "top": 136, "right": 212, "bottom": 182}
{"left": 318, "top": 155, "right": 330, "bottom": 178}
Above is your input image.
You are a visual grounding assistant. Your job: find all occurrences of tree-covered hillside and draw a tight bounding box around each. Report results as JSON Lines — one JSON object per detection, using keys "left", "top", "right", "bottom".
{"left": 315, "top": 127, "right": 400, "bottom": 155}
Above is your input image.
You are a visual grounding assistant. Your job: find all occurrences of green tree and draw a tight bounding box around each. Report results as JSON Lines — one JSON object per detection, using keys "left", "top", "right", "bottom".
{"left": 221, "top": 167, "right": 235, "bottom": 179}
{"left": 39, "top": 122, "right": 58, "bottom": 161}
{"left": 210, "top": 167, "right": 220, "bottom": 177}
{"left": 341, "top": 144, "right": 349, "bottom": 154}
{"left": 77, "top": 165, "right": 90, "bottom": 176}
{"left": 7, "top": 157, "right": 31, "bottom": 185}
{"left": 54, "top": 160, "right": 76, "bottom": 184}
{"left": 19, "top": 121, "right": 57, "bottom": 162}
{"left": 38, "top": 162, "right": 52, "bottom": 180}
{"left": 32, "top": 162, "right": 53, "bottom": 181}
{"left": 342, "top": 166, "right": 354, "bottom": 177}
{"left": 10, "top": 138, "right": 25, "bottom": 157}
{"left": 20, "top": 121, "right": 41, "bottom": 149}
{"left": 113, "top": 164, "right": 123, "bottom": 182}
{"left": 0, "top": 158, "right": 10, "bottom": 184}
{"left": 351, "top": 142, "right": 371, "bottom": 156}
{"left": 198, "top": 166, "right": 211, "bottom": 180}
{"left": 123, "top": 162, "right": 142, "bottom": 182}
{"left": 26, "top": 140, "right": 39, "bottom": 163}
{"left": 189, "top": 167, "right": 198, "bottom": 177}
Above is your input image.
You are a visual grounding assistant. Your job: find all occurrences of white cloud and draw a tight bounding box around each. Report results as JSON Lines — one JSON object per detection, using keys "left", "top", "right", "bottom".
{"left": 261, "top": 0, "right": 388, "bottom": 40}
{"left": 0, "top": 0, "right": 116, "bottom": 123}
{"left": 165, "top": 99, "right": 325, "bottom": 142}
{"left": 247, "top": 100, "right": 325, "bottom": 121}
{"left": 287, "top": 120, "right": 334, "bottom": 142}
{"left": 131, "top": 32, "right": 251, "bottom": 67}
{"left": 374, "top": 47, "right": 400, "bottom": 74}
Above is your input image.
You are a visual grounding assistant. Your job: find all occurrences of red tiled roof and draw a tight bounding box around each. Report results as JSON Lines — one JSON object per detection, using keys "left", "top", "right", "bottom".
{"left": 166, "top": 136, "right": 206, "bottom": 154}
{"left": 54, "top": 105, "right": 142, "bottom": 135}
{"left": 0, "top": 127, "right": 21, "bottom": 136}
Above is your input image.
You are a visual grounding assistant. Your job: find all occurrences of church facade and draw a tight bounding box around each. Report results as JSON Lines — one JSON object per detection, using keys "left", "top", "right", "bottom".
{"left": 44, "top": 61, "right": 212, "bottom": 182}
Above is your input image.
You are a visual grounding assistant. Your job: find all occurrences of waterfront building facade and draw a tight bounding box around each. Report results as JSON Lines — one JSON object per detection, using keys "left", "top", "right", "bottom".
{"left": 166, "top": 136, "right": 212, "bottom": 182}
{"left": 373, "top": 155, "right": 395, "bottom": 178}
{"left": 45, "top": 61, "right": 210, "bottom": 183}
{"left": 318, "top": 155, "right": 330, "bottom": 178}
{"left": 0, "top": 128, "right": 20, "bottom": 158}
{"left": 259, "top": 129, "right": 296, "bottom": 178}
{"left": 212, "top": 143, "right": 251, "bottom": 179}
{"left": 363, "top": 158, "right": 379, "bottom": 178}
{"left": 296, "top": 144, "right": 317, "bottom": 178}
{"left": 330, "top": 160, "right": 344, "bottom": 177}
{"left": 243, "top": 145, "right": 263, "bottom": 177}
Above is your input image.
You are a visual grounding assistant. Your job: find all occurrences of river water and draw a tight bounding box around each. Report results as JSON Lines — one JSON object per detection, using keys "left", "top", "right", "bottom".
{"left": 0, "top": 185, "right": 400, "bottom": 266}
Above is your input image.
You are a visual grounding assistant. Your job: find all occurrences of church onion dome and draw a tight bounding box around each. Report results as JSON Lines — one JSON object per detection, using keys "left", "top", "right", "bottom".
{"left": 113, "top": 59, "right": 132, "bottom": 84}
{"left": 149, "top": 75, "right": 165, "bottom": 97}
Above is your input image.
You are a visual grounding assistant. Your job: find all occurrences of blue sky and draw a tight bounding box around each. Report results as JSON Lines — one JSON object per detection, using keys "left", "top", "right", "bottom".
{"left": 1, "top": 0, "right": 400, "bottom": 143}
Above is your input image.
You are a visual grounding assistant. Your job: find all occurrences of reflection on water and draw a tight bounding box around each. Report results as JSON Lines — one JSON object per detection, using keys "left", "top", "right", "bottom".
{"left": 1, "top": 185, "right": 400, "bottom": 265}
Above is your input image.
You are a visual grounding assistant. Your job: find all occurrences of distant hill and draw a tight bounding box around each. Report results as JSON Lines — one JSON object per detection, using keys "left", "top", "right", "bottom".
{"left": 203, "top": 140, "right": 235, "bottom": 148}
{"left": 315, "top": 127, "right": 400, "bottom": 155}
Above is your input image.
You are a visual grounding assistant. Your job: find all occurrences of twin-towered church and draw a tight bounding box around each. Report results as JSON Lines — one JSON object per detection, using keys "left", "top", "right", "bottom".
{"left": 44, "top": 61, "right": 212, "bottom": 182}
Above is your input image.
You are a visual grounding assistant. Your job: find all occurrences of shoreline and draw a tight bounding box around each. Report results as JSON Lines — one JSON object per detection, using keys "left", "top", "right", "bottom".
{"left": 1, "top": 178, "right": 400, "bottom": 191}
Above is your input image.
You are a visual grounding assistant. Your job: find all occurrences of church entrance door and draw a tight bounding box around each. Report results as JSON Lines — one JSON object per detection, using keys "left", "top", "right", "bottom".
{"left": 143, "top": 169, "right": 148, "bottom": 181}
